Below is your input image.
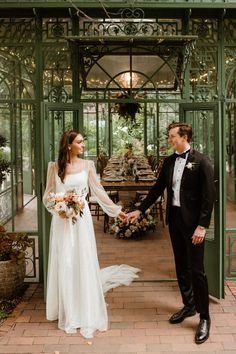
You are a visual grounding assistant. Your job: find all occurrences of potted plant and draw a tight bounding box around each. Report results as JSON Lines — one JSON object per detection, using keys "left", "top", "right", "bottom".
{"left": 0, "top": 225, "right": 32, "bottom": 298}
{"left": 0, "top": 134, "right": 11, "bottom": 185}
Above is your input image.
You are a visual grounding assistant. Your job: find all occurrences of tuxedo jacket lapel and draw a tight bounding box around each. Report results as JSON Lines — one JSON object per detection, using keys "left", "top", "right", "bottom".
{"left": 168, "top": 155, "right": 176, "bottom": 189}
{"left": 181, "top": 148, "right": 196, "bottom": 185}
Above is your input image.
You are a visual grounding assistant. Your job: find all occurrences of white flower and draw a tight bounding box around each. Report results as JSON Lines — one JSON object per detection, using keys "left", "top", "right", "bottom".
{"left": 186, "top": 162, "right": 196, "bottom": 170}
{"left": 54, "top": 201, "right": 67, "bottom": 212}
{"left": 65, "top": 208, "right": 75, "bottom": 218}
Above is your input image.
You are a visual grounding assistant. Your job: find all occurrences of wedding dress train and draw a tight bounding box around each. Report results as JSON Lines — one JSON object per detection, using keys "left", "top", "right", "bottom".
{"left": 43, "top": 160, "right": 140, "bottom": 338}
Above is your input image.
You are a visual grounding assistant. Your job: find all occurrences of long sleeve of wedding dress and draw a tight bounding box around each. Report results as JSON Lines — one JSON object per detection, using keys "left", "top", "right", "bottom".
{"left": 87, "top": 160, "right": 121, "bottom": 217}
{"left": 42, "top": 161, "right": 56, "bottom": 212}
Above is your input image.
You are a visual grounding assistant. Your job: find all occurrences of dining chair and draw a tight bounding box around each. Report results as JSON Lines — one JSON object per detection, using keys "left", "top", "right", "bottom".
{"left": 88, "top": 192, "right": 104, "bottom": 221}
{"left": 96, "top": 153, "right": 109, "bottom": 178}
{"left": 135, "top": 192, "right": 165, "bottom": 228}
{"left": 97, "top": 154, "right": 120, "bottom": 208}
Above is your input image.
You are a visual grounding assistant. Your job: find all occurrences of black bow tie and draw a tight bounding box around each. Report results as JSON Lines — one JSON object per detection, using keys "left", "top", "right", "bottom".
{"left": 174, "top": 150, "right": 190, "bottom": 159}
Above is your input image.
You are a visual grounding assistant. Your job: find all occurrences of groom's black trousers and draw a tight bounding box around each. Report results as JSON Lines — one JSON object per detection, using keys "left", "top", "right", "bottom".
{"left": 168, "top": 206, "right": 209, "bottom": 318}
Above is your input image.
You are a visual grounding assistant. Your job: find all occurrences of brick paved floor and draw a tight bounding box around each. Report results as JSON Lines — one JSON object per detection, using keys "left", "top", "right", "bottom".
{"left": 0, "top": 281, "right": 236, "bottom": 354}
{"left": 1, "top": 196, "right": 236, "bottom": 353}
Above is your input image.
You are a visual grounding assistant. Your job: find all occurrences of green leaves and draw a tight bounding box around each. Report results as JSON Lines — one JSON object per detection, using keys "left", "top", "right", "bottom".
{"left": 0, "top": 226, "right": 33, "bottom": 264}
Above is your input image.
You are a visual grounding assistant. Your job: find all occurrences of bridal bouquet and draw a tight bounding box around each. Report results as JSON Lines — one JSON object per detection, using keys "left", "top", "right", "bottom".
{"left": 47, "top": 189, "right": 85, "bottom": 224}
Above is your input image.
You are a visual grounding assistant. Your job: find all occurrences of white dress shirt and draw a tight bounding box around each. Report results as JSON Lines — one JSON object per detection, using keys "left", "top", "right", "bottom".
{"left": 172, "top": 149, "right": 190, "bottom": 207}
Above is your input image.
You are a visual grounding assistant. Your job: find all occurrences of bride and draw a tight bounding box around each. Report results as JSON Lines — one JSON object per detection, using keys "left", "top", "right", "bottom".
{"left": 43, "top": 130, "right": 140, "bottom": 338}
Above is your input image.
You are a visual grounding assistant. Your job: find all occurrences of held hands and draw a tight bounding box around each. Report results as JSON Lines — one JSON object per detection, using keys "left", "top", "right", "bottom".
{"left": 192, "top": 226, "right": 206, "bottom": 245}
{"left": 118, "top": 210, "right": 141, "bottom": 223}
{"left": 125, "top": 210, "right": 141, "bottom": 224}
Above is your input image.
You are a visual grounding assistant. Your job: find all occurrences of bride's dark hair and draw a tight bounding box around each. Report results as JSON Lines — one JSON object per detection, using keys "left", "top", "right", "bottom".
{"left": 58, "top": 130, "right": 80, "bottom": 182}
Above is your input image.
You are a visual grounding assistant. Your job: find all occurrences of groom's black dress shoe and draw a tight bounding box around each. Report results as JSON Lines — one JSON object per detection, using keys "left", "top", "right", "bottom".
{"left": 169, "top": 306, "right": 196, "bottom": 324}
{"left": 195, "top": 318, "right": 211, "bottom": 344}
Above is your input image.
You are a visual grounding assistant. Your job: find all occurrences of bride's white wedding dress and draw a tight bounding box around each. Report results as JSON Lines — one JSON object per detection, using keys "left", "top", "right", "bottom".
{"left": 43, "top": 160, "right": 140, "bottom": 338}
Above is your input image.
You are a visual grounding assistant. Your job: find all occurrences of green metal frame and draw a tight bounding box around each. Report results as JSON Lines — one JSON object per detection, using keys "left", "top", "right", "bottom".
{"left": 180, "top": 102, "right": 225, "bottom": 298}
{"left": 2, "top": 1, "right": 236, "bottom": 8}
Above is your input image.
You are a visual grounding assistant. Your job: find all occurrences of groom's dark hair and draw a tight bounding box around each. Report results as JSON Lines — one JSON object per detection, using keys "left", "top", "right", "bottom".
{"left": 168, "top": 122, "right": 192, "bottom": 142}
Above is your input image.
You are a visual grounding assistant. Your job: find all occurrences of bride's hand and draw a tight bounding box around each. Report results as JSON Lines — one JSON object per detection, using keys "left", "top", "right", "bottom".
{"left": 118, "top": 211, "right": 127, "bottom": 221}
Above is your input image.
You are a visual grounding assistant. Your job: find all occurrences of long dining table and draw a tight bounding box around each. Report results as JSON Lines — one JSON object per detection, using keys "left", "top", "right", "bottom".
{"left": 101, "top": 179, "right": 155, "bottom": 191}
{"left": 101, "top": 155, "right": 156, "bottom": 191}
{"left": 100, "top": 155, "right": 157, "bottom": 232}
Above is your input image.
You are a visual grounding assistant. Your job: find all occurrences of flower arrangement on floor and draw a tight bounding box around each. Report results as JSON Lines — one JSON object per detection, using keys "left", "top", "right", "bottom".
{"left": 110, "top": 203, "right": 157, "bottom": 239}
{"left": 47, "top": 189, "right": 85, "bottom": 224}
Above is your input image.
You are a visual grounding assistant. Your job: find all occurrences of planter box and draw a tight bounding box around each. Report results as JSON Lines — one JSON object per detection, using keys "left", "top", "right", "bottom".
{"left": 0, "top": 260, "right": 25, "bottom": 298}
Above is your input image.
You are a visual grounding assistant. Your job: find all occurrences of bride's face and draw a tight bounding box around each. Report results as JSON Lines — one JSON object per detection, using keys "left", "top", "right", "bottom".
{"left": 69, "top": 134, "right": 85, "bottom": 156}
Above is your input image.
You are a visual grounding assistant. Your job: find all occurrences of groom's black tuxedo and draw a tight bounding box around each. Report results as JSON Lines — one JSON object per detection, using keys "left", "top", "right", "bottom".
{"left": 139, "top": 148, "right": 215, "bottom": 317}
{"left": 139, "top": 148, "right": 214, "bottom": 230}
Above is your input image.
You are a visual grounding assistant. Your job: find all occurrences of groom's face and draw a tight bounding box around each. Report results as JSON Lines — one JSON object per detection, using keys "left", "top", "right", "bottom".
{"left": 168, "top": 127, "right": 188, "bottom": 153}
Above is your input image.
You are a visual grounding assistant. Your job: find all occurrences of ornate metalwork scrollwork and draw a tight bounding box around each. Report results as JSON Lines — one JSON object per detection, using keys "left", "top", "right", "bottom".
{"left": 51, "top": 23, "right": 65, "bottom": 38}
{"left": 225, "top": 47, "right": 236, "bottom": 97}
{"left": 0, "top": 18, "right": 36, "bottom": 42}
{"left": 189, "top": 46, "right": 217, "bottom": 101}
{"left": 190, "top": 19, "right": 218, "bottom": 44}
{"left": 82, "top": 19, "right": 180, "bottom": 37}
{"left": 120, "top": 8, "right": 145, "bottom": 20}
{"left": 48, "top": 87, "right": 69, "bottom": 103}
{"left": 25, "top": 235, "right": 39, "bottom": 282}
{"left": 224, "top": 19, "right": 236, "bottom": 44}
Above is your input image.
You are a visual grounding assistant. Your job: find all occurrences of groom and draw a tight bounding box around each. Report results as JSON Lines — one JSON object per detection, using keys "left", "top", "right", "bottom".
{"left": 127, "top": 122, "right": 214, "bottom": 344}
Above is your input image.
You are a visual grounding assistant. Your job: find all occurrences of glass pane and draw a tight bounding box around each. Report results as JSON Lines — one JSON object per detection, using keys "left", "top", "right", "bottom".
{"left": 48, "top": 110, "right": 74, "bottom": 161}
{"left": 112, "top": 111, "right": 144, "bottom": 155}
{"left": 22, "top": 105, "right": 35, "bottom": 201}
{"left": 13, "top": 104, "right": 37, "bottom": 232}
{"left": 186, "top": 110, "right": 214, "bottom": 160}
{"left": 98, "top": 103, "right": 109, "bottom": 156}
{"left": 159, "top": 101, "right": 179, "bottom": 156}
{"left": 185, "top": 109, "right": 215, "bottom": 241}
{"left": 83, "top": 103, "right": 97, "bottom": 158}
{"left": 226, "top": 104, "right": 236, "bottom": 210}
{"left": 0, "top": 104, "right": 11, "bottom": 225}
{"left": 146, "top": 102, "right": 158, "bottom": 156}
{"left": 87, "top": 55, "right": 176, "bottom": 90}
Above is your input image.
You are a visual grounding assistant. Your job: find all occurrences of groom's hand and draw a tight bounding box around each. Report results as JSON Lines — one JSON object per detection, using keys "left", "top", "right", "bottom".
{"left": 192, "top": 226, "right": 206, "bottom": 245}
{"left": 126, "top": 210, "right": 141, "bottom": 224}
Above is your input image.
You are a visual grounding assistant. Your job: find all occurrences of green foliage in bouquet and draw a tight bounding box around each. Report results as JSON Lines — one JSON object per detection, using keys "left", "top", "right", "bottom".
{"left": 110, "top": 204, "right": 157, "bottom": 239}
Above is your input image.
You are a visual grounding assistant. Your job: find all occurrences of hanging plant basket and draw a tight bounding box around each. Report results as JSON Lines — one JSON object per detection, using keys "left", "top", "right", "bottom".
{"left": 114, "top": 92, "right": 142, "bottom": 123}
